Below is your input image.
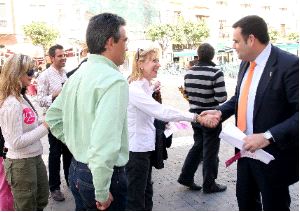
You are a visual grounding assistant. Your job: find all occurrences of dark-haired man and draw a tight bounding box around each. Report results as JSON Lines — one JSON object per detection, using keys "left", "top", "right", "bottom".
{"left": 46, "top": 13, "right": 129, "bottom": 210}
{"left": 178, "top": 43, "right": 227, "bottom": 193}
{"left": 37, "top": 44, "right": 72, "bottom": 202}
{"left": 202, "top": 15, "right": 298, "bottom": 210}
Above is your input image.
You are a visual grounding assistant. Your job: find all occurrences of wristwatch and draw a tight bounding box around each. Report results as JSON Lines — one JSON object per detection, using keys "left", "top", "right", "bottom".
{"left": 263, "top": 130, "right": 274, "bottom": 143}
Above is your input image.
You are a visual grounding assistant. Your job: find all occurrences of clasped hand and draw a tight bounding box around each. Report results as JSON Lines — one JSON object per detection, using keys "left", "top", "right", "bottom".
{"left": 197, "top": 110, "right": 222, "bottom": 128}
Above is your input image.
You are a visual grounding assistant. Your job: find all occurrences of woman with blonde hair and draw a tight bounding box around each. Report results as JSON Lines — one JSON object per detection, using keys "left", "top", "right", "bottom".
{"left": 0, "top": 54, "right": 49, "bottom": 210}
{"left": 126, "top": 48, "right": 219, "bottom": 210}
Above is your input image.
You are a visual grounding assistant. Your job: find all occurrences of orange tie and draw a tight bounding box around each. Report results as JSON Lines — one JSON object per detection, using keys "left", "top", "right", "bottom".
{"left": 237, "top": 61, "right": 256, "bottom": 132}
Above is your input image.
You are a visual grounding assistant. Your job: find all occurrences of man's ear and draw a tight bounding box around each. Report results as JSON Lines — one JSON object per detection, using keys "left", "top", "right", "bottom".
{"left": 105, "top": 37, "right": 115, "bottom": 50}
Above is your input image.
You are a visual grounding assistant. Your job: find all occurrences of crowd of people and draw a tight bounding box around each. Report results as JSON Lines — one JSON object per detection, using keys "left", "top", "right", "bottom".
{"left": 0, "top": 12, "right": 298, "bottom": 211}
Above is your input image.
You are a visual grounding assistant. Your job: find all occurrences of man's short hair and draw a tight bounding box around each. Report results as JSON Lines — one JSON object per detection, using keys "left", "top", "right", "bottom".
{"left": 48, "top": 44, "right": 64, "bottom": 57}
{"left": 86, "top": 13, "right": 126, "bottom": 54}
{"left": 232, "top": 15, "right": 270, "bottom": 44}
{"left": 197, "top": 43, "right": 215, "bottom": 63}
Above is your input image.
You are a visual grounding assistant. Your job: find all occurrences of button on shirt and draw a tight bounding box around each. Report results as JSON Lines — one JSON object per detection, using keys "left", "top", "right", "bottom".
{"left": 128, "top": 79, "right": 194, "bottom": 152}
{"left": 239, "top": 43, "right": 271, "bottom": 135}
{"left": 37, "top": 66, "right": 67, "bottom": 108}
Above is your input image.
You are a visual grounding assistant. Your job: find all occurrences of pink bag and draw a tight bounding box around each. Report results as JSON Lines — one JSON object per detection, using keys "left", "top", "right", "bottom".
{"left": 0, "top": 157, "right": 14, "bottom": 211}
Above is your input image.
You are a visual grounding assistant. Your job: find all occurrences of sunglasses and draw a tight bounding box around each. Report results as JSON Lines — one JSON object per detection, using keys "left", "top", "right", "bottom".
{"left": 26, "top": 69, "right": 35, "bottom": 77}
{"left": 135, "top": 48, "right": 144, "bottom": 61}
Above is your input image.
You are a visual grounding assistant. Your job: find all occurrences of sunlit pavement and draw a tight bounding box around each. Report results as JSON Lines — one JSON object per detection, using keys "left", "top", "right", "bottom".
{"left": 33, "top": 74, "right": 298, "bottom": 211}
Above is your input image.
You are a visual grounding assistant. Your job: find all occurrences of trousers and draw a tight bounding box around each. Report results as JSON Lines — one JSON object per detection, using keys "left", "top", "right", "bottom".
{"left": 179, "top": 123, "right": 221, "bottom": 188}
{"left": 69, "top": 158, "right": 127, "bottom": 211}
{"left": 48, "top": 131, "right": 73, "bottom": 191}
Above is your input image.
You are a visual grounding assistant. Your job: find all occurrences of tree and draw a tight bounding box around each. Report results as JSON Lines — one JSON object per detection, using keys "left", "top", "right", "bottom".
{"left": 146, "top": 24, "right": 174, "bottom": 59}
{"left": 181, "top": 20, "right": 209, "bottom": 48}
{"left": 269, "top": 29, "right": 280, "bottom": 43}
{"left": 23, "top": 22, "right": 59, "bottom": 53}
{"left": 287, "top": 32, "right": 299, "bottom": 42}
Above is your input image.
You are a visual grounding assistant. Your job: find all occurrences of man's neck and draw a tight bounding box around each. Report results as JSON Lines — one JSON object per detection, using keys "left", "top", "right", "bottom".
{"left": 51, "top": 64, "right": 64, "bottom": 72}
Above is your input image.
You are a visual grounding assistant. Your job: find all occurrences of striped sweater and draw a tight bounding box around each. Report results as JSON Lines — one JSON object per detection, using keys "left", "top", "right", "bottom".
{"left": 184, "top": 61, "right": 227, "bottom": 113}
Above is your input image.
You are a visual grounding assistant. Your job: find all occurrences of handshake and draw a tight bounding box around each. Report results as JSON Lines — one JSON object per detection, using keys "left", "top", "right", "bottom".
{"left": 196, "top": 110, "right": 222, "bottom": 128}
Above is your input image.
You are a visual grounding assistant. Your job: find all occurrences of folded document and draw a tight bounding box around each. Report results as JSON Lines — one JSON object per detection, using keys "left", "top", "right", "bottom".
{"left": 219, "top": 123, "right": 275, "bottom": 164}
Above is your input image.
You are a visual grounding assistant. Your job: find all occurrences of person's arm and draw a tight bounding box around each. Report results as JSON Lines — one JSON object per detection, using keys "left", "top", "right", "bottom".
{"left": 37, "top": 72, "right": 53, "bottom": 107}
{"left": 130, "top": 87, "right": 194, "bottom": 122}
{"left": 45, "top": 89, "right": 65, "bottom": 143}
{"left": 213, "top": 69, "right": 227, "bottom": 103}
{"left": 88, "top": 80, "right": 129, "bottom": 203}
{"left": 1, "top": 101, "right": 48, "bottom": 150}
{"left": 265, "top": 59, "right": 299, "bottom": 148}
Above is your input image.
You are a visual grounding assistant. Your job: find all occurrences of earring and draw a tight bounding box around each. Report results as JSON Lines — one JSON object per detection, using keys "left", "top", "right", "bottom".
{"left": 140, "top": 67, "right": 144, "bottom": 70}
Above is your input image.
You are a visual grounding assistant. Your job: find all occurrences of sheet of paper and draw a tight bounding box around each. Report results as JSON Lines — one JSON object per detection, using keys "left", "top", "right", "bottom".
{"left": 164, "top": 121, "right": 190, "bottom": 138}
{"left": 219, "top": 123, "right": 275, "bottom": 164}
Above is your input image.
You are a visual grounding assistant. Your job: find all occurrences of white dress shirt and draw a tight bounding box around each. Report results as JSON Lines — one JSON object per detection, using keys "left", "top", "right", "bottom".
{"left": 37, "top": 66, "right": 67, "bottom": 108}
{"left": 239, "top": 43, "right": 272, "bottom": 135}
{"left": 128, "top": 78, "right": 194, "bottom": 152}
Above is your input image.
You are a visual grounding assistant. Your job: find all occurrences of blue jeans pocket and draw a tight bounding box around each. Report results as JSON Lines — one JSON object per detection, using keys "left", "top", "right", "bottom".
{"left": 77, "top": 171, "right": 96, "bottom": 209}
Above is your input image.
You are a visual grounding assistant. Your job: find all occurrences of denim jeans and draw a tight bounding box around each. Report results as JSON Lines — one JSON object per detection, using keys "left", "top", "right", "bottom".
{"left": 48, "top": 131, "right": 73, "bottom": 191}
{"left": 69, "top": 158, "right": 127, "bottom": 211}
{"left": 179, "top": 123, "right": 222, "bottom": 189}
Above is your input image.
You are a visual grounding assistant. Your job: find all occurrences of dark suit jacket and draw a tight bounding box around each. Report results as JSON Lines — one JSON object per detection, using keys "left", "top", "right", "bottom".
{"left": 219, "top": 45, "right": 299, "bottom": 185}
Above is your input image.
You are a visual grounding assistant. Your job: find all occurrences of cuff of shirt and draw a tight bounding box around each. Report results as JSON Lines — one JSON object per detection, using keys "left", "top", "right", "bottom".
{"left": 95, "top": 191, "right": 109, "bottom": 203}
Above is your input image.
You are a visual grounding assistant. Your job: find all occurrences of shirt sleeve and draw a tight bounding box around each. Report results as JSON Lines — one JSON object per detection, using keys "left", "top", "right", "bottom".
{"left": 213, "top": 69, "right": 227, "bottom": 103}
{"left": 130, "top": 86, "right": 194, "bottom": 122}
{"left": 1, "top": 102, "right": 48, "bottom": 150}
{"left": 37, "top": 72, "right": 53, "bottom": 107}
{"left": 45, "top": 91, "right": 65, "bottom": 143}
{"left": 88, "top": 80, "right": 129, "bottom": 203}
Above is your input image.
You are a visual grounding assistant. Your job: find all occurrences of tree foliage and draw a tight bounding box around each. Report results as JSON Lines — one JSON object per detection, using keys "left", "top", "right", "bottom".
{"left": 23, "top": 22, "right": 59, "bottom": 53}
{"left": 146, "top": 24, "right": 174, "bottom": 58}
{"left": 146, "top": 17, "right": 209, "bottom": 57}
{"left": 287, "top": 32, "right": 299, "bottom": 42}
{"left": 269, "top": 29, "right": 280, "bottom": 43}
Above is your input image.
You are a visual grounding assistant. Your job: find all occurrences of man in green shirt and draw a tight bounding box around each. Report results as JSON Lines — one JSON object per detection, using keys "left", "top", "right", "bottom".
{"left": 46, "top": 13, "right": 129, "bottom": 211}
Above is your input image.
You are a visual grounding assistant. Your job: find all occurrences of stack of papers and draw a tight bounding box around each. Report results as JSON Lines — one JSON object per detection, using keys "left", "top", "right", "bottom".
{"left": 219, "top": 123, "right": 275, "bottom": 164}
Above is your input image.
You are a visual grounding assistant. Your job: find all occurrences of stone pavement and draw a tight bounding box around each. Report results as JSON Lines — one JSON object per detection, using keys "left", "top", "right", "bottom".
{"left": 35, "top": 74, "right": 298, "bottom": 211}
{"left": 42, "top": 135, "right": 299, "bottom": 211}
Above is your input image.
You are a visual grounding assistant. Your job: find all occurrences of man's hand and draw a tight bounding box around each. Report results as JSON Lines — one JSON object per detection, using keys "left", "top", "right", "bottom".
{"left": 199, "top": 110, "right": 222, "bottom": 128}
{"left": 96, "top": 192, "right": 114, "bottom": 211}
{"left": 243, "top": 133, "right": 270, "bottom": 153}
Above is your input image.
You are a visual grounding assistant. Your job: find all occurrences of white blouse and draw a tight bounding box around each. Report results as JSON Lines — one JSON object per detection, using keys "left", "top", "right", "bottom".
{"left": 127, "top": 79, "right": 194, "bottom": 152}
{"left": 0, "top": 96, "right": 48, "bottom": 159}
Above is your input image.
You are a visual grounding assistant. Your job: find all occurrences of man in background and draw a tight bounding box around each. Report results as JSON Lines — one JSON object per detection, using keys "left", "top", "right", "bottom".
{"left": 37, "top": 44, "right": 73, "bottom": 202}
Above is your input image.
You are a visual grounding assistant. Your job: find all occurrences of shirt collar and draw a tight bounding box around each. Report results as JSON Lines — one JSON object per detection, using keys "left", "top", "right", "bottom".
{"left": 88, "top": 54, "right": 119, "bottom": 70}
{"left": 254, "top": 43, "right": 271, "bottom": 68}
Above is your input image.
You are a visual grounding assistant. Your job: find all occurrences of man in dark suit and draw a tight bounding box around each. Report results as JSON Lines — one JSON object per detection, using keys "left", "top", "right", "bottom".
{"left": 202, "top": 15, "right": 298, "bottom": 210}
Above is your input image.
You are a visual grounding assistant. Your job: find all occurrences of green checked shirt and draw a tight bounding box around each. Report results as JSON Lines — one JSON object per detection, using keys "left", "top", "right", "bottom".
{"left": 45, "top": 54, "right": 129, "bottom": 202}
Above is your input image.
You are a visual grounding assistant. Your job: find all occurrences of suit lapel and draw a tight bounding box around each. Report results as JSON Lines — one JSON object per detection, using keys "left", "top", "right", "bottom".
{"left": 253, "top": 46, "right": 278, "bottom": 120}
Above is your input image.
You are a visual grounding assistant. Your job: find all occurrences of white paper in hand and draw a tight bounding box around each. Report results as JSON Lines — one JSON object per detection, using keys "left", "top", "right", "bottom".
{"left": 219, "top": 123, "right": 275, "bottom": 164}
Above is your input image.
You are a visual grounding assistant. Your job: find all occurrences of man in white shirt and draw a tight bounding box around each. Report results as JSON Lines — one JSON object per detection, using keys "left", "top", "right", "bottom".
{"left": 37, "top": 44, "right": 73, "bottom": 202}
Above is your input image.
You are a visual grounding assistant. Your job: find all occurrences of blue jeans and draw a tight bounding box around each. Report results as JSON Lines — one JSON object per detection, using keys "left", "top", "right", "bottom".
{"left": 69, "top": 158, "right": 127, "bottom": 211}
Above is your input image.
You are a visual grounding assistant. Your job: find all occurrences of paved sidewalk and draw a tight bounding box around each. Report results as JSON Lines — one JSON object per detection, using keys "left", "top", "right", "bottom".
{"left": 38, "top": 74, "right": 298, "bottom": 210}
{"left": 43, "top": 135, "right": 299, "bottom": 211}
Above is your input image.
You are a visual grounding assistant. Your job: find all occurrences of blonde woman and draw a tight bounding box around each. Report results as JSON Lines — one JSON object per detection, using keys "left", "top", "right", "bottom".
{"left": 0, "top": 54, "right": 49, "bottom": 210}
{"left": 126, "top": 48, "right": 219, "bottom": 210}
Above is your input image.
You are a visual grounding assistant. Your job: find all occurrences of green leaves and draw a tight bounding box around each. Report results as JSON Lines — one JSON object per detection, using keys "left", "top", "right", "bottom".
{"left": 145, "top": 17, "right": 209, "bottom": 55}
{"left": 23, "top": 22, "right": 59, "bottom": 53}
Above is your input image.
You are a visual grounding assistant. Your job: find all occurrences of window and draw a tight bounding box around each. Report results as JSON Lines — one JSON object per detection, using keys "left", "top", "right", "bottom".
{"left": 0, "top": 19, "right": 7, "bottom": 27}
